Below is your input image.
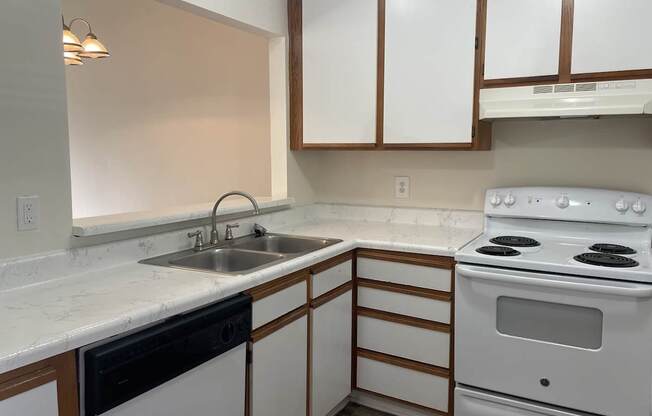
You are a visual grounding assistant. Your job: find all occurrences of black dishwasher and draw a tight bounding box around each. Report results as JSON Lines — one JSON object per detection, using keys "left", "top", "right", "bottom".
{"left": 82, "top": 294, "right": 251, "bottom": 415}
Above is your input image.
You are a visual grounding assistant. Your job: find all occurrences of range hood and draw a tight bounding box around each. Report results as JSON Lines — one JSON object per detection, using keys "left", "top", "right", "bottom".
{"left": 480, "top": 79, "right": 652, "bottom": 120}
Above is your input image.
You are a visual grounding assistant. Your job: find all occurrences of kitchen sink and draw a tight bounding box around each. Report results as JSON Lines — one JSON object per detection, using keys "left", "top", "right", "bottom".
{"left": 231, "top": 234, "right": 333, "bottom": 254}
{"left": 140, "top": 233, "right": 342, "bottom": 275}
{"left": 170, "top": 249, "right": 285, "bottom": 273}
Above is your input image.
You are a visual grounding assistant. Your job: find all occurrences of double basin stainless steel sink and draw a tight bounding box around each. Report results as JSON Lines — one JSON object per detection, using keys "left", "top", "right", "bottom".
{"left": 141, "top": 234, "right": 342, "bottom": 275}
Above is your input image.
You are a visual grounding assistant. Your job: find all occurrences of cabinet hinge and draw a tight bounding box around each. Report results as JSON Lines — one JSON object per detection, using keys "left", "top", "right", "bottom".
{"left": 475, "top": 37, "right": 479, "bottom": 50}
{"left": 472, "top": 126, "right": 476, "bottom": 138}
{"left": 246, "top": 349, "right": 252, "bottom": 364}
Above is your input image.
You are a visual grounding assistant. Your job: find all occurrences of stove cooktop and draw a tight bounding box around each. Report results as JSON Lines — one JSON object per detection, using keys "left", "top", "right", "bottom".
{"left": 574, "top": 252, "right": 639, "bottom": 268}
{"left": 476, "top": 246, "right": 521, "bottom": 256}
{"left": 589, "top": 243, "right": 636, "bottom": 255}
{"left": 489, "top": 236, "right": 540, "bottom": 247}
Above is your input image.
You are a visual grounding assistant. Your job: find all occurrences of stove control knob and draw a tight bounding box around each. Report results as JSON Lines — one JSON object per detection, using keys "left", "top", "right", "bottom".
{"left": 615, "top": 198, "right": 629, "bottom": 213}
{"left": 504, "top": 193, "right": 516, "bottom": 207}
{"left": 555, "top": 195, "right": 570, "bottom": 209}
{"left": 489, "top": 193, "right": 502, "bottom": 207}
{"left": 632, "top": 198, "right": 647, "bottom": 214}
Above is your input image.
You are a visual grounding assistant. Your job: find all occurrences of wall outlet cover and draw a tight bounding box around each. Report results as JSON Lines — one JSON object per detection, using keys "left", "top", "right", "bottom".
{"left": 17, "top": 195, "right": 40, "bottom": 231}
{"left": 394, "top": 176, "right": 410, "bottom": 199}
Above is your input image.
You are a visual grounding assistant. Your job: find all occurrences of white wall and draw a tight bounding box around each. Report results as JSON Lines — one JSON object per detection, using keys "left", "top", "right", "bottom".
{"left": 301, "top": 118, "right": 652, "bottom": 210}
{"left": 0, "top": 1, "right": 73, "bottom": 259}
{"left": 65, "top": 0, "right": 272, "bottom": 218}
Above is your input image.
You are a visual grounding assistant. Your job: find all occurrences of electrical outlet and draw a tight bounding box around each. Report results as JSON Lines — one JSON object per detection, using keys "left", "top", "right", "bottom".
{"left": 395, "top": 176, "right": 410, "bottom": 199}
{"left": 17, "top": 196, "right": 40, "bottom": 231}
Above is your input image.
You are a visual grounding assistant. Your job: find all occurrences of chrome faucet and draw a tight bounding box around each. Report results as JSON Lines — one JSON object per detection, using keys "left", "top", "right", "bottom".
{"left": 210, "top": 191, "right": 260, "bottom": 244}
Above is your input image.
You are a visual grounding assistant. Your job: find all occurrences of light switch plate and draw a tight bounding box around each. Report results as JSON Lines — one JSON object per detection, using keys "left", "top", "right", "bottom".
{"left": 395, "top": 176, "right": 410, "bottom": 199}
{"left": 17, "top": 196, "right": 40, "bottom": 231}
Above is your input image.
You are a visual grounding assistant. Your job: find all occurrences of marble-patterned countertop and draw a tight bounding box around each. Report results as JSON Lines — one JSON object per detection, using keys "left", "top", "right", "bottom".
{"left": 0, "top": 219, "right": 481, "bottom": 374}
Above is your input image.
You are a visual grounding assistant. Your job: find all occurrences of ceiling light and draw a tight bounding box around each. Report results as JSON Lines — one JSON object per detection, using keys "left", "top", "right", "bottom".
{"left": 64, "top": 51, "right": 83, "bottom": 66}
{"left": 62, "top": 16, "right": 110, "bottom": 65}
{"left": 79, "top": 33, "right": 110, "bottom": 59}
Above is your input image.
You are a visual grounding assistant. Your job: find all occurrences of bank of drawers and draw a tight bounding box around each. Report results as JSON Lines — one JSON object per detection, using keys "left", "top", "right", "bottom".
{"left": 355, "top": 249, "right": 454, "bottom": 414}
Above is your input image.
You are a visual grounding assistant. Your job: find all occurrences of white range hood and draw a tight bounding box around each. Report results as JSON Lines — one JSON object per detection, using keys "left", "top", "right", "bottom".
{"left": 480, "top": 79, "right": 652, "bottom": 120}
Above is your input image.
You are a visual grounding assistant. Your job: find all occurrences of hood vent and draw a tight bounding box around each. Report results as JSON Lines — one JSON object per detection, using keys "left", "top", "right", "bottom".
{"left": 480, "top": 79, "right": 652, "bottom": 119}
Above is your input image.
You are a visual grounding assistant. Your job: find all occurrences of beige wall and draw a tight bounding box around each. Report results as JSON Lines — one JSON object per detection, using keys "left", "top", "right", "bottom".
{"left": 0, "top": 1, "right": 73, "bottom": 259}
{"left": 300, "top": 118, "right": 652, "bottom": 210}
{"left": 65, "top": 0, "right": 272, "bottom": 218}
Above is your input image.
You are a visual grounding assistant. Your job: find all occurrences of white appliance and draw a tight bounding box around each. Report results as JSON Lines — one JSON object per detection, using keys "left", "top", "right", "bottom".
{"left": 455, "top": 187, "right": 652, "bottom": 416}
{"left": 479, "top": 79, "right": 652, "bottom": 119}
{"left": 79, "top": 294, "right": 251, "bottom": 416}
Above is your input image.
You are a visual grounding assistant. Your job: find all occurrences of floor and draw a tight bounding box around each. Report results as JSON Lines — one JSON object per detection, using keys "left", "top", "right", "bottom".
{"left": 337, "top": 403, "right": 394, "bottom": 416}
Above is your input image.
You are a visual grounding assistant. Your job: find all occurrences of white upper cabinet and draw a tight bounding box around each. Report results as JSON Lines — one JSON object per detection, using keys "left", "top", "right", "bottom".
{"left": 302, "top": 0, "right": 377, "bottom": 144}
{"left": 571, "top": 0, "right": 652, "bottom": 74}
{"left": 383, "top": 0, "right": 476, "bottom": 144}
{"left": 484, "top": 0, "right": 562, "bottom": 80}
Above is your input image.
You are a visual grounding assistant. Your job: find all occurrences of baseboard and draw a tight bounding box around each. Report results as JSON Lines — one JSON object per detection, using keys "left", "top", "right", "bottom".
{"left": 326, "top": 396, "right": 352, "bottom": 416}
{"left": 350, "top": 390, "right": 439, "bottom": 416}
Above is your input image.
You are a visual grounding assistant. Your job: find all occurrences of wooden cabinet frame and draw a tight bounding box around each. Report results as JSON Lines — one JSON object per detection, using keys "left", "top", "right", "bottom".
{"left": 481, "top": 0, "right": 652, "bottom": 88}
{"left": 0, "top": 351, "right": 79, "bottom": 416}
{"left": 288, "top": 0, "right": 491, "bottom": 151}
{"left": 354, "top": 248, "right": 457, "bottom": 415}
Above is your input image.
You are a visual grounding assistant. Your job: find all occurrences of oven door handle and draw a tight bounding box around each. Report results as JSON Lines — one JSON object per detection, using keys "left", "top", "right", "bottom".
{"left": 457, "top": 265, "right": 652, "bottom": 298}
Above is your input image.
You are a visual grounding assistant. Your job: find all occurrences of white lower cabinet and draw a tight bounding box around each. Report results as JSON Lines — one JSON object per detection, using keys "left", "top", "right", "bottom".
{"left": 0, "top": 381, "right": 59, "bottom": 416}
{"left": 250, "top": 315, "right": 308, "bottom": 416}
{"left": 357, "top": 357, "right": 449, "bottom": 412}
{"left": 357, "top": 316, "right": 450, "bottom": 368}
{"left": 311, "top": 290, "right": 353, "bottom": 416}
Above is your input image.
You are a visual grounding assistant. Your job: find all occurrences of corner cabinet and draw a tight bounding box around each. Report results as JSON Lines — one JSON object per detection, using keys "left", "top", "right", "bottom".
{"left": 480, "top": 0, "right": 652, "bottom": 88}
{"left": 289, "top": 0, "right": 491, "bottom": 151}
{"left": 0, "top": 352, "right": 79, "bottom": 416}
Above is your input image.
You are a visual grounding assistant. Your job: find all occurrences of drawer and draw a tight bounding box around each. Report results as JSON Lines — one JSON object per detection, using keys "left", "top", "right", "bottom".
{"left": 357, "top": 257, "right": 451, "bottom": 292}
{"left": 252, "top": 279, "right": 307, "bottom": 329}
{"left": 357, "top": 356, "right": 449, "bottom": 412}
{"left": 357, "top": 315, "right": 450, "bottom": 368}
{"left": 312, "top": 258, "right": 353, "bottom": 299}
{"left": 357, "top": 285, "right": 450, "bottom": 324}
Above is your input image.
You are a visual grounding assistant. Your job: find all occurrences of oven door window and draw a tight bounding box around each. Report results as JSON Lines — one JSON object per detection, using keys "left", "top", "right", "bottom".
{"left": 496, "top": 297, "right": 603, "bottom": 349}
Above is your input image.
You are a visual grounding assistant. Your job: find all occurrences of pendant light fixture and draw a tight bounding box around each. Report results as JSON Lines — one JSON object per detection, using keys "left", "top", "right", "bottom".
{"left": 62, "top": 16, "right": 110, "bottom": 66}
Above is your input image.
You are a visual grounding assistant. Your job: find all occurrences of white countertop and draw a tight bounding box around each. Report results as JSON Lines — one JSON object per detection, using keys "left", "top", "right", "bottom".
{"left": 0, "top": 218, "right": 480, "bottom": 374}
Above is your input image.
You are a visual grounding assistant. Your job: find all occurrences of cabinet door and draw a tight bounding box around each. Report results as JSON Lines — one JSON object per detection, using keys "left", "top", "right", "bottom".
{"left": 383, "top": 0, "right": 476, "bottom": 144}
{"left": 302, "top": 0, "right": 377, "bottom": 145}
{"left": 571, "top": 0, "right": 652, "bottom": 74}
{"left": 311, "top": 290, "right": 352, "bottom": 416}
{"left": 484, "top": 0, "right": 562, "bottom": 80}
{"left": 0, "top": 380, "right": 59, "bottom": 416}
{"left": 251, "top": 315, "right": 308, "bottom": 416}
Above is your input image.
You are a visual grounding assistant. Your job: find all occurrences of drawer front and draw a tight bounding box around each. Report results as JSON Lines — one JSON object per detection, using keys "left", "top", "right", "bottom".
{"left": 357, "top": 316, "right": 449, "bottom": 368}
{"left": 252, "top": 280, "right": 307, "bottom": 329}
{"left": 312, "top": 259, "right": 353, "bottom": 299}
{"left": 357, "top": 356, "right": 449, "bottom": 412}
{"left": 357, "top": 286, "right": 450, "bottom": 324}
{"left": 357, "top": 258, "right": 451, "bottom": 292}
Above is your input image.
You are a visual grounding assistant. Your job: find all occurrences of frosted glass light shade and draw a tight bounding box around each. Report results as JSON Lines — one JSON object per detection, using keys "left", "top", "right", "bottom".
{"left": 64, "top": 51, "right": 83, "bottom": 66}
{"left": 63, "top": 27, "right": 83, "bottom": 53}
{"left": 78, "top": 34, "right": 110, "bottom": 58}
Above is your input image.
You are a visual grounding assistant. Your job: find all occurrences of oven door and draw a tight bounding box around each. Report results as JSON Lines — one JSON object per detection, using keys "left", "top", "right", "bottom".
{"left": 455, "top": 263, "right": 652, "bottom": 416}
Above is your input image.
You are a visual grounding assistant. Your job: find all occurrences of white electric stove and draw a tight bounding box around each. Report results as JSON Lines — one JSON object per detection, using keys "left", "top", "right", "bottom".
{"left": 454, "top": 187, "right": 652, "bottom": 416}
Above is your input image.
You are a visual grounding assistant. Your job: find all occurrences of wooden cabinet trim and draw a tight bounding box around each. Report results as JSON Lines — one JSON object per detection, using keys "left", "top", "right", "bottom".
{"left": 0, "top": 351, "right": 79, "bottom": 416}
{"left": 357, "top": 248, "right": 454, "bottom": 269}
{"left": 288, "top": 0, "right": 303, "bottom": 150}
{"left": 375, "top": 0, "right": 386, "bottom": 147}
{"left": 558, "top": 0, "right": 574, "bottom": 83}
{"left": 357, "top": 348, "right": 449, "bottom": 379}
{"left": 571, "top": 69, "right": 652, "bottom": 83}
{"left": 247, "top": 270, "right": 309, "bottom": 302}
{"left": 251, "top": 305, "right": 308, "bottom": 343}
{"left": 357, "top": 277, "right": 452, "bottom": 302}
{"left": 355, "top": 387, "right": 448, "bottom": 416}
{"left": 0, "top": 367, "right": 56, "bottom": 402}
{"left": 311, "top": 281, "right": 353, "bottom": 309}
{"left": 357, "top": 306, "right": 450, "bottom": 333}
{"left": 310, "top": 251, "right": 353, "bottom": 275}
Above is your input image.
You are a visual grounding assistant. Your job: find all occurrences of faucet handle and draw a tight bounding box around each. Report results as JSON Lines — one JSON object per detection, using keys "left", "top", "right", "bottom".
{"left": 253, "top": 223, "right": 267, "bottom": 237}
{"left": 225, "top": 223, "right": 240, "bottom": 240}
{"left": 187, "top": 230, "right": 205, "bottom": 251}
